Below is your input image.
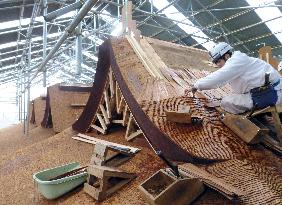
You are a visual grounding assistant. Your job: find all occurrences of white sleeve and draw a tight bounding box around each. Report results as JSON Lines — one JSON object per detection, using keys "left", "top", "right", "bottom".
{"left": 194, "top": 56, "right": 245, "bottom": 90}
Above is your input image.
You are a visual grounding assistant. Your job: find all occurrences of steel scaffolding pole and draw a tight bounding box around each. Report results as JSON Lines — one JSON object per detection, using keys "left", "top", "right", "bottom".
{"left": 43, "top": 0, "right": 47, "bottom": 87}
{"left": 20, "top": 69, "right": 24, "bottom": 122}
{"left": 25, "top": 0, "right": 99, "bottom": 89}
{"left": 117, "top": 0, "right": 120, "bottom": 18}
{"left": 125, "top": 0, "right": 128, "bottom": 33}
{"left": 76, "top": 0, "right": 82, "bottom": 79}
{"left": 134, "top": 8, "right": 221, "bottom": 35}
{"left": 23, "top": 69, "right": 26, "bottom": 133}
{"left": 25, "top": 41, "right": 32, "bottom": 136}
{"left": 19, "top": 75, "right": 22, "bottom": 121}
{"left": 16, "top": 2, "right": 25, "bottom": 110}
{"left": 17, "top": 0, "right": 41, "bottom": 125}
{"left": 93, "top": 14, "right": 97, "bottom": 52}
{"left": 44, "top": 1, "right": 83, "bottom": 22}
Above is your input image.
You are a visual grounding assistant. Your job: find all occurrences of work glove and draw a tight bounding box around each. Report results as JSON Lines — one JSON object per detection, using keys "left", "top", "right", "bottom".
{"left": 184, "top": 86, "right": 197, "bottom": 96}
{"left": 191, "top": 86, "right": 197, "bottom": 94}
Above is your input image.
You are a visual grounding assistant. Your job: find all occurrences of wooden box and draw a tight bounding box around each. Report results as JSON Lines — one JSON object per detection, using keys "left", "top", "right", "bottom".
{"left": 139, "top": 169, "right": 204, "bottom": 205}
{"left": 165, "top": 105, "right": 192, "bottom": 123}
{"left": 220, "top": 113, "right": 266, "bottom": 144}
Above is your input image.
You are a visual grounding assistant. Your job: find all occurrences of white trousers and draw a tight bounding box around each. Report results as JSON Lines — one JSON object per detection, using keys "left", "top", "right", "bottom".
{"left": 220, "top": 90, "right": 282, "bottom": 114}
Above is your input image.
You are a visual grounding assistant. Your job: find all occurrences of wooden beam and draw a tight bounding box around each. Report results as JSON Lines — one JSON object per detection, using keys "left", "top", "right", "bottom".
{"left": 90, "top": 124, "right": 106, "bottom": 134}
{"left": 97, "top": 113, "right": 107, "bottom": 131}
{"left": 125, "top": 113, "right": 134, "bottom": 140}
{"left": 271, "top": 108, "right": 282, "bottom": 144}
{"left": 112, "top": 120, "right": 123, "bottom": 124}
{"left": 70, "top": 103, "right": 86, "bottom": 108}
{"left": 122, "top": 105, "right": 130, "bottom": 126}
{"left": 104, "top": 90, "right": 111, "bottom": 118}
{"left": 117, "top": 96, "right": 125, "bottom": 114}
{"left": 99, "top": 104, "right": 110, "bottom": 125}
{"left": 140, "top": 38, "right": 168, "bottom": 76}
{"left": 126, "top": 35, "right": 164, "bottom": 79}
{"left": 109, "top": 70, "right": 115, "bottom": 98}
{"left": 127, "top": 129, "right": 143, "bottom": 142}
{"left": 116, "top": 83, "right": 121, "bottom": 113}
{"left": 75, "top": 133, "right": 141, "bottom": 153}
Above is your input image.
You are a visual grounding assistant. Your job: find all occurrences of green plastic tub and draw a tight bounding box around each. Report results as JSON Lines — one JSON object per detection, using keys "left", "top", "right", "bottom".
{"left": 33, "top": 162, "right": 87, "bottom": 199}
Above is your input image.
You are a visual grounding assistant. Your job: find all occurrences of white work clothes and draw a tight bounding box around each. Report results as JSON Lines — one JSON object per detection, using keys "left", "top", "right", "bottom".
{"left": 194, "top": 51, "right": 282, "bottom": 114}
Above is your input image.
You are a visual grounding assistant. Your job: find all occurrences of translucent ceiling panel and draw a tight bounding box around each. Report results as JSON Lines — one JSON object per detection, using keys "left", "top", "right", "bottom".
{"left": 246, "top": 0, "right": 282, "bottom": 44}
{"left": 152, "top": 1, "right": 215, "bottom": 50}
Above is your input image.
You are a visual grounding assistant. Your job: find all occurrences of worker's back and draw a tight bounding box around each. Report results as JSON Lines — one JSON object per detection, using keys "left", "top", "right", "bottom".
{"left": 227, "top": 51, "right": 282, "bottom": 94}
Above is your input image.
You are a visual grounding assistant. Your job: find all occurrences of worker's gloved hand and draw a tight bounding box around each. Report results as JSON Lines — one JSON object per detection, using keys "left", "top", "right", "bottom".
{"left": 191, "top": 86, "right": 197, "bottom": 94}
{"left": 184, "top": 86, "right": 197, "bottom": 96}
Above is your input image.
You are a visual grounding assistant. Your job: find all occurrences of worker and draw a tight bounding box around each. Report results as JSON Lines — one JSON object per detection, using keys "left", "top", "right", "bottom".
{"left": 189, "top": 42, "right": 282, "bottom": 114}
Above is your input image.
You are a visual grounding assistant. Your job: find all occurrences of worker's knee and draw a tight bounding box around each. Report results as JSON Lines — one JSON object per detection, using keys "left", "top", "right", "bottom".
{"left": 220, "top": 98, "right": 237, "bottom": 114}
{"left": 220, "top": 95, "right": 252, "bottom": 114}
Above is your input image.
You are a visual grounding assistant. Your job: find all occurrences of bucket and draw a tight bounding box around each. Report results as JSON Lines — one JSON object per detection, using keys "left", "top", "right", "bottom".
{"left": 33, "top": 162, "right": 87, "bottom": 199}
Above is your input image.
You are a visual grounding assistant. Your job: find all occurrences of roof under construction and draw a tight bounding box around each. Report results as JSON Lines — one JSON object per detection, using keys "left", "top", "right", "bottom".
{"left": 0, "top": 1, "right": 282, "bottom": 204}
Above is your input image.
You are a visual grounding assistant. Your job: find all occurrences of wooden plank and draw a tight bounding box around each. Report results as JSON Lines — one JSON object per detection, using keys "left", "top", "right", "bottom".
{"left": 116, "top": 83, "right": 121, "bottom": 113}
{"left": 140, "top": 38, "right": 168, "bottom": 71}
{"left": 73, "top": 135, "right": 99, "bottom": 144}
{"left": 156, "top": 178, "right": 204, "bottom": 205}
{"left": 242, "top": 104, "right": 282, "bottom": 145}
{"left": 127, "top": 129, "right": 143, "bottom": 141}
{"left": 105, "top": 177, "right": 134, "bottom": 199}
{"left": 104, "top": 90, "right": 111, "bottom": 119}
{"left": 126, "top": 35, "right": 164, "bottom": 79}
{"left": 70, "top": 103, "right": 86, "bottom": 108}
{"left": 220, "top": 112, "right": 263, "bottom": 144}
{"left": 76, "top": 133, "right": 141, "bottom": 153}
{"left": 84, "top": 183, "right": 99, "bottom": 199}
{"left": 139, "top": 169, "right": 205, "bottom": 205}
{"left": 117, "top": 96, "right": 125, "bottom": 114}
{"left": 99, "top": 104, "right": 110, "bottom": 125}
{"left": 97, "top": 113, "right": 107, "bottom": 131}
{"left": 122, "top": 105, "right": 130, "bottom": 126}
{"left": 125, "top": 114, "right": 134, "bottom": 140}
{"left": 125, "top": 114, "right": 143, "bottom": 141}
{"left": 271, "top": 109, "right": 282, "bottom": 144}
{"left": 121, "top": 4, "right": 126, "bottom": 31}
{"left": 85, "top": 164, "right": 136, "bottom": 201}
{"left": 248, "top": 106, "right": 274, "bottom": 117}
{"left": 109, "top": 70, "right": 115, "bottom": 98}
{"left": 90, "top": 124, "right": 106, "bottom": 134}
{"left": 179, "top": 163, "right": 245, "bottom": 199}
{"left": 262, "top": 135, "right": 282, "bottom": 153}
{"left": 112, "top": 119, "right": 123, "bottom": 124}
{"left": 128, "top": 20, "right": 141, "bottom": 42}
{"left": 91, "top": 143, "right": 134, "bottom": 167}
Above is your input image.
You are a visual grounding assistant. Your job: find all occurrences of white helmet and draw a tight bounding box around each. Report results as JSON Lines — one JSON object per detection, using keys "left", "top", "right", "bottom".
{"left": 209, "top": 42, "right": 233, "bottom": 63}
{"left": 278, "top": 61, "right": 282, "bottom": 72}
